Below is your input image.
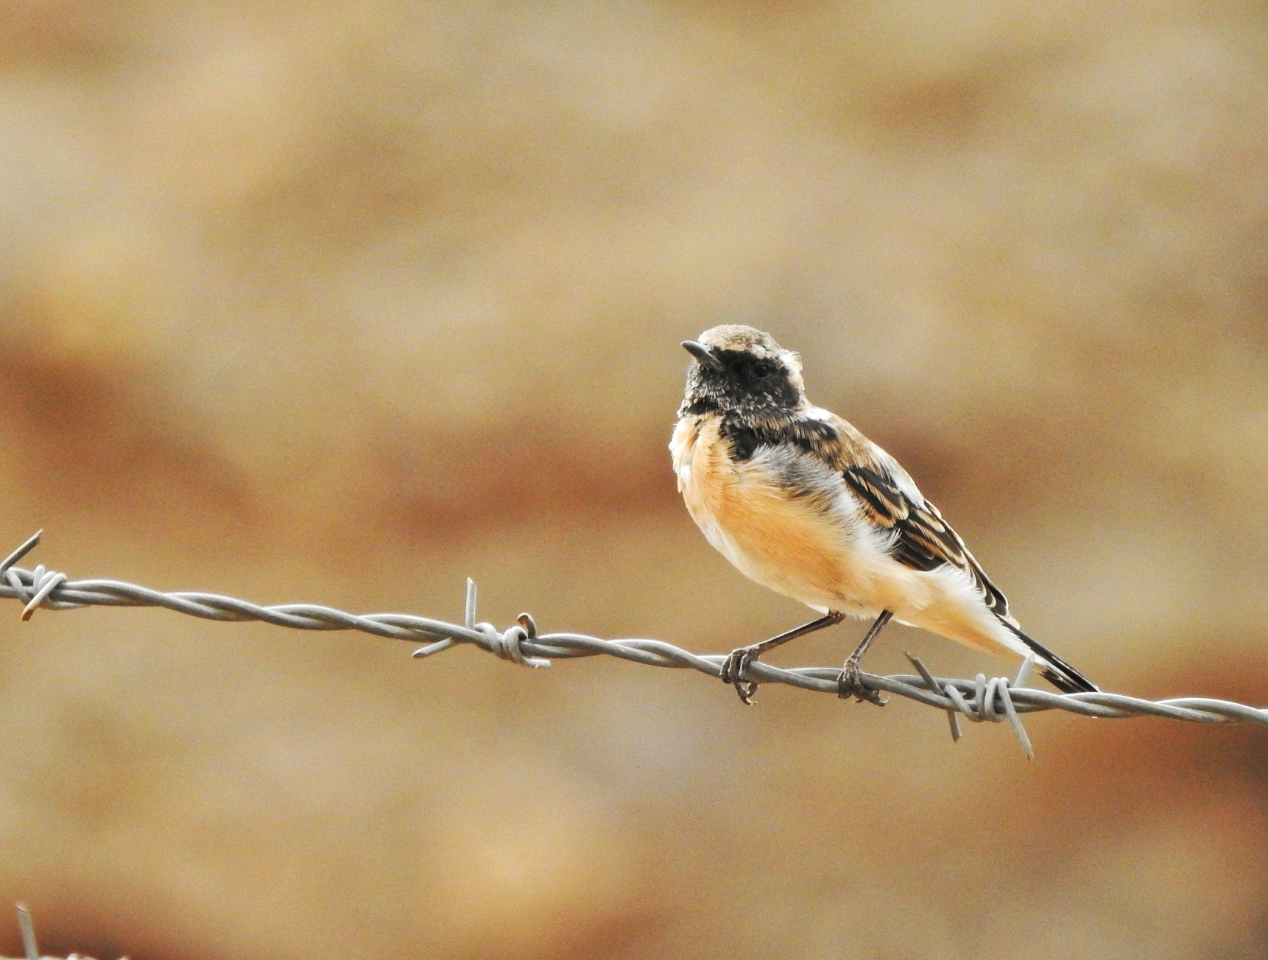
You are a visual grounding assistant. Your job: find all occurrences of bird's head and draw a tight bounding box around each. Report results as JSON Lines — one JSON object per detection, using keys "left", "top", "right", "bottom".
{"left": 679, "top": 325, "right": 806, "bottom": 418}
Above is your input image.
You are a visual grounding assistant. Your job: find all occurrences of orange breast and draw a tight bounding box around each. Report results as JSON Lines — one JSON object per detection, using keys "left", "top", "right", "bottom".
{"left": 675, "top": 416, "right": 878, "bottom": 613}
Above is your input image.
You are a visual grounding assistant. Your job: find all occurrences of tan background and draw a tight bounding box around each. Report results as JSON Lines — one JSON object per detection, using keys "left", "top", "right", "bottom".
{"left": 1, "top": 1, "right": 1267, "bottom": 957}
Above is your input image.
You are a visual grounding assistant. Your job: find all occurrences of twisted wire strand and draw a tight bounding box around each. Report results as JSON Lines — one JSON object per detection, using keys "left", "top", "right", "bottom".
{"left": 2, "top": 531, "right": 1265, "bottom": 758}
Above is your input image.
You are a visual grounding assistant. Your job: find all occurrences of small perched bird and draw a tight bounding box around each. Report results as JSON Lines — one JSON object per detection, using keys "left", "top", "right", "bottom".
{"left": 670, "top": 324, "right": 1097, "bottom": 704}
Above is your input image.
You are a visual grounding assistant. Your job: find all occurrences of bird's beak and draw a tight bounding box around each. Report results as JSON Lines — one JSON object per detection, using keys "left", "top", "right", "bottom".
{"left": 682, "top": 340, "right": 722, "bottom": 369}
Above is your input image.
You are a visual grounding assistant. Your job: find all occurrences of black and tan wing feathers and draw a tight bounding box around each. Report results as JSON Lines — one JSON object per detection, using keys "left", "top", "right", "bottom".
{"left": 793, "top": 412, "right": 1013, "bottom": 619}
{"left": 841, "top": 462, "right": 1012, "bottom": 619}
{"left": 835, "top": 427, "right": 1097, "bottom": 693}
{"left": 719, "top": 407, "right": 1007, "bottom": 618}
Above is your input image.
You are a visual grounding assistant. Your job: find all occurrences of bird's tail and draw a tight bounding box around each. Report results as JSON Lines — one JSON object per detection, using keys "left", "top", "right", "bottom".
{"left": 999, "top": 619, "right": 1099, "bottom": 694}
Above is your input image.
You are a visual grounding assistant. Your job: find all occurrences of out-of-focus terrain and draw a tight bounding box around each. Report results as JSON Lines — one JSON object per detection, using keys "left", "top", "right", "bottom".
{"left": 1, "top": 1, "right": 1267, "bottom": 957}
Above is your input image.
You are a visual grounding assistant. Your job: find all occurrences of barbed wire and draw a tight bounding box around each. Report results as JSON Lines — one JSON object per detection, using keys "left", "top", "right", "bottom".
{"left": 3, "top": 530, "right": 1266, "bottom": 759}
{"left": 2, "top": 903, "right": 106, "bottom": 960}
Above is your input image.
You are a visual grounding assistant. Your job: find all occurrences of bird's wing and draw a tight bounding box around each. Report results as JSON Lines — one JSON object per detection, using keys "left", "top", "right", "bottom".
{"left": 807, "top": 412, "right": 1098, "bottom": 692}
{"left": 717, "top": 406, "right": 1012, "bottom": 620}
{"left": 825, "top": 420, "right": 1013, "bottom": 621}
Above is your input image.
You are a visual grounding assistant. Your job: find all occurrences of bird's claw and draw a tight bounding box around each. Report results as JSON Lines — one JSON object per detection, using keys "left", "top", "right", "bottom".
{"left": 838, "top": 658, "right": 886, "bottom": 706}
{"left": 720, "top": 647, "right": 760, "bottom": 704}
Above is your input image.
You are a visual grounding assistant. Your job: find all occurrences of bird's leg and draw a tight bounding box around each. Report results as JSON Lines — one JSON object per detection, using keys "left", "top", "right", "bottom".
{"left": 838, "top": 610, "right": 893, "bottom": 705}
{"left": 720, "top": 612, "right": 845, "bottom": 704}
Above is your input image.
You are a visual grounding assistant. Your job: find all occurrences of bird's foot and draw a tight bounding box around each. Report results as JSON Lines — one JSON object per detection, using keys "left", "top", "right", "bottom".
{"left": 838, "top": 657, "right": 887, "bottom": 706}
{"left": 719, "top": 646, "right": 762, "bottom": 704}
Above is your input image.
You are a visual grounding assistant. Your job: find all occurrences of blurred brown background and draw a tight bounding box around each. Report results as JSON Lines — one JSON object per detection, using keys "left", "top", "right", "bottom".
{"left": 1, "top": 0, "right": 1267, "bottom": 957}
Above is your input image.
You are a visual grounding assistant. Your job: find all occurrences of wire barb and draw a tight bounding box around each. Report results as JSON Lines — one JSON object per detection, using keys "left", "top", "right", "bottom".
{"left": 8, "top": 902, "right": 110, "bottom": 960}
{"left": 0, "top": 531, "right": 41, "bottom": 578}
{"left": 903, "top": 655, "right": 1034, "bottom": 758}
{"left": 16, "top": 904, "right": 36, "bottom": 960}
{"left": 18, "top": 566, "right": 68, "bottom": 621}
{"left": 2, "top": 532, "right": 1267, "bottom": 753}
{"left": 906, "top": 653, "right": 962, "bottom": 743}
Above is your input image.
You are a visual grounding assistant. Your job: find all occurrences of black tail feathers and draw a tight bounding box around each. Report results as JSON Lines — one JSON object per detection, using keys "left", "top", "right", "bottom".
{"left": 1000, "top": 620, "right": 1099, "bottom": 694}
{"left": 1036, "top": 661, "right": 1098, "bottom": 694}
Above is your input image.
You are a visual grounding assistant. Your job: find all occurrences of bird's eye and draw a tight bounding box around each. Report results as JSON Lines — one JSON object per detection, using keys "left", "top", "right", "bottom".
{"left": 751, "top": 361, "right": 774, "bottom": 378}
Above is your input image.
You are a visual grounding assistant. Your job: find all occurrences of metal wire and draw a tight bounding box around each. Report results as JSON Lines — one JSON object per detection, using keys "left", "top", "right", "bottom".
{"left": 15, "top": 905, "right": 36, "bottom": 960}
{"left": 5, "top": 903, "right": 102, "bottom": 960}
{"left": 2, "top": 531, "right": 1266, "bottom": 759}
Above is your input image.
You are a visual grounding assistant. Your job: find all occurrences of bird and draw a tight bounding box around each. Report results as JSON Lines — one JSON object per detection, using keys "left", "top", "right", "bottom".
{"left": 669, "top": 324, "right": 1098, "bottom": 705}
